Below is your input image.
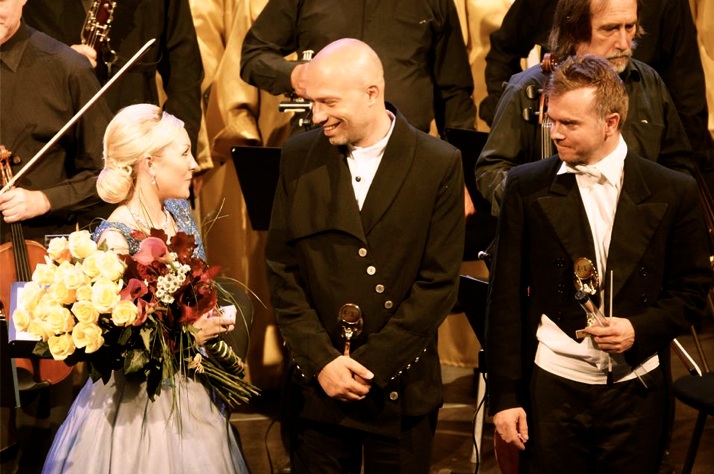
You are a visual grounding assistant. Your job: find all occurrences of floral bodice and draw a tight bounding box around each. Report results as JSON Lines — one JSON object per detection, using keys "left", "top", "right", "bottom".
{"left": 92, "top": 199, "right": 206, "bottom": 260}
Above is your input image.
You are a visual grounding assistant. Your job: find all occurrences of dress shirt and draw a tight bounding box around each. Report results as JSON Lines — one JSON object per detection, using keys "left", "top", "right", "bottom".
{"left": 347, "top": 112, "right": 396, "bottom": 209}
{"left": 559, "top": 135, "right": 627, "bottom": 282}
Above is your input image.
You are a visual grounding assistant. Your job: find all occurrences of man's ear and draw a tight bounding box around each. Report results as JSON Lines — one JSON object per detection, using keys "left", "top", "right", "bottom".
{"left": 604, "top": 113, "right": 620, "bottom": 137}
{"left": 366, "top": 84, "right": 380, "bottom": 105}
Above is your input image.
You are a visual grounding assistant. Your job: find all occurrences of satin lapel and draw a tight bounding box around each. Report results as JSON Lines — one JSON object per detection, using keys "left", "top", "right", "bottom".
{"left": 289, "top": 139, "right": 366, "bottom": 242}
{"left": 359, "top": 114, "right": 416, "bottom": 235}
{"left": 537, "top": 169, "right": 596, "bottom": 262}
{"left": 607, "top": 156, "right": 666, "bottom": 299}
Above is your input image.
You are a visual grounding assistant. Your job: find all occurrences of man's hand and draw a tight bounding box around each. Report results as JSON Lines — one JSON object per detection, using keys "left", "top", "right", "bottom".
{"left": 582, "top": 317, "right": 635, "bottom": 354}
{"left": 317, "top": 355, "right": 374, "bottom": 402}
{"left": 70, "top": 44, "right": 98, "bottom": 68}
{"left": 0, "top": 188, "right": 51, "bottom": 223}
{"left": 290, "top": 63, "right": 308, "bottom": 98}
{"left": 493, "top": 407, "right": 529, "bottom": 450}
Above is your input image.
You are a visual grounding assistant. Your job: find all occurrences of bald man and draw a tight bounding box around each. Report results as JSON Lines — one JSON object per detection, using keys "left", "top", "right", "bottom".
{"left": 266, "top": 39, "right": 465, "bottom": 473}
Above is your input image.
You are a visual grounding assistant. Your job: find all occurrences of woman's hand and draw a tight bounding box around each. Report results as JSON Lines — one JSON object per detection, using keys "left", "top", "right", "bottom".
{"left": 192, "top": 308, "right": 236, "bottom": 346}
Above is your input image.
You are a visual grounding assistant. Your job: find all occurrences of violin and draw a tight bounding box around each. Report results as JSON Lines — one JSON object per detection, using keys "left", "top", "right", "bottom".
{"left": 0, "top": 146, "right": 73, "bottom": 388}
{"left": 81, "top": 0, "right": 118, "bottom": 70}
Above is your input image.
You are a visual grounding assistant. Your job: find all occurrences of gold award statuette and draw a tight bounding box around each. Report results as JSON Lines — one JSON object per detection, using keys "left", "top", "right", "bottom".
{"left": 338, "top": 304, "right": 363, "bottom": 357}
{"left": 573, "top": 257, "right": 609, "bottom": 339}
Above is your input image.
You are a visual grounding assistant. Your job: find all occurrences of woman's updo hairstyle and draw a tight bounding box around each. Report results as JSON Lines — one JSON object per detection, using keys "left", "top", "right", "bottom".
{"left": 96, "top": 104, "right": 185, "bottom": 203}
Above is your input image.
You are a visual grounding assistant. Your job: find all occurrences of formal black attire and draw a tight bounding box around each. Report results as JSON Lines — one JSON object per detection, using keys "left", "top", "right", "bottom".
{"left": 486, "top": 152, "right": 710, "bottom": 472}
{"left": 479, "top": 0, "right": 713, "bottom": 168}
{"left": 23, "top": 0, "right": 204, "bottom": 157}
{"left": 240, "top": 0, "right": 475, "bottom": 136}
{"left": 265, "top": 105, "right": 464, "bottom": 472}
{"left": 0, "top": 22, "right": 111, "bottom": 244}
{"left": 475, "top": 59, "right": 693, "bottom": 216}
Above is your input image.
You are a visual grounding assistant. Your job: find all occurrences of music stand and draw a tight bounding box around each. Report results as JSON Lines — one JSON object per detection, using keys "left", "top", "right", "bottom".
{"left": 231, "top": 146, "right": 281, "bottom": 231}
{"left": 443, "top": 128, "right": 496, "bottom": 260}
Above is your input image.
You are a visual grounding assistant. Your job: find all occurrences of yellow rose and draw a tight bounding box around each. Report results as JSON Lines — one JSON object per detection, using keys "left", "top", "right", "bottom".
{"left": 91, "top": 277, "right": 121, "bottom": 313}
{"left": 81, "top": 253, "right": 100, "bottom": 279}
{"left": 76, "top": 284, "right": 92, "bottom": 301}
{"left": 12, "top": 307, "right": 32, "bottom": 332}
{"left": 68, "top": 230, "right": 97, "bottom": 260}
{"left": 32, "top": 260, "right": 57, "bottom": 285}
{"left": 47, "top": 236, "right": 71, "bottom": 263}
{"left": 48, "top": 280, "right": 76, "bottom": 306}
{"left": 37, "top": 292, "right": 57, "bottom": 312}
{"left": 96, "top": 251, "right": 126, "bottom": 281}
{"left": 48, "top": 333, "right": 75, "bottom": 360}
{"left": 46, "top": 305, "right": 75, "bottom": 334}
{"left": 18, "top": 281, "right": 45, "bottom": 312}
{"left": 59, "top": 262, "right": 89, "bottom": 290}
{"left": 72, "top": 300, "right": 99, "bottom": 324}
{"left": 71, "top": 322, "right": 104, "bottom": 354}
{"left": 27, "top": 319, "right": 52, "bottom": 342}
{"left": 111, "top": 300, "right": 139, "bottom": 327}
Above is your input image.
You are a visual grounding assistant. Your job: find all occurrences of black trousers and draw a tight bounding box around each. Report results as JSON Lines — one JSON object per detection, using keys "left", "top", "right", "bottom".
{"left": 289, "top": 411, "right": 438, "bottom": 474}
{"left": 527, "top": 365, "right": 667, "bottom": 474}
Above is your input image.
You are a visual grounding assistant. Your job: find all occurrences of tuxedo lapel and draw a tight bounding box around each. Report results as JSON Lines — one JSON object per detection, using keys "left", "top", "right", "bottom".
{"left": 537, "top": 166, "right": 596, "bottom": 263}
{"left": 608, "top": 155, "right": 667, "bottom": 299}
{"left": 360, "top": 113, "right": 416, "bottom": 235}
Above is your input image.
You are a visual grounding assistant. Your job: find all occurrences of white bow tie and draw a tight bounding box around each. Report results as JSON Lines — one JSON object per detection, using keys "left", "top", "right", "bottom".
{"left": 566, "top": 164, "right": 604, "bottom": 186}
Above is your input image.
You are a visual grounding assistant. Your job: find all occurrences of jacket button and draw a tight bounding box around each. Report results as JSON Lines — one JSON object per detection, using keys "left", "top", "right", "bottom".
{"left": 389, "top": 391, "right": 399, "bottom": 401}
{"left": 358, "top": 248, "right": 367, "bottom": 257}
{"left": 640, "top": 294, "right": 649, "bottom": 304}
{"left": 556, "top": 283, "right": 565, "bottom": 294}
{"left": 367, "top": 266, "right": 376, "bottom": 275}
{"left": 375, "top": 284, "right": 385, "bottom": 293}
{"left": 555, "top": 257, "right": 566, "bottom": 268}
{"left": 384, "top": 300, "right": 393, "bottom": 309}
{"left": 639, "top": 267, "right": 648, "bottom": 277}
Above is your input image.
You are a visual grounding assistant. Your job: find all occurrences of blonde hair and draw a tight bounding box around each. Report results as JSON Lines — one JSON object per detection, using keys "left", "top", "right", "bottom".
{"left": 96, "top": 104, "right": 185, "bottom": 203}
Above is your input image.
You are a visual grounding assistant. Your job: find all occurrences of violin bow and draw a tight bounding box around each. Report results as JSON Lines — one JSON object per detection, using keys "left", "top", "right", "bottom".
{"left": 0, "top": 38, "right": 157, "bottom": 195}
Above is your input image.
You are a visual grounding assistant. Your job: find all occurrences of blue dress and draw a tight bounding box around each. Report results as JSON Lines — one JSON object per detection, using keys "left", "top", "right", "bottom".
{"left": 42, "top": 200, "right": 249, "bottom": 473}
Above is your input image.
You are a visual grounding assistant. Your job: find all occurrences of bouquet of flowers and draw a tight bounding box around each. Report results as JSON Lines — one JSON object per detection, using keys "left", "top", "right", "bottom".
{"left": 12, "top": 229, "right": 259, "bottom": 410}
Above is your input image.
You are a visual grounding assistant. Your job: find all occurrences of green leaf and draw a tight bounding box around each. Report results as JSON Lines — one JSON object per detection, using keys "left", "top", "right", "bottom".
{"left": 124, "top": 349, "right": 149, "bottom": 374}
{"left": 32, "top": 341, "right": 51, "bottom": 358}
{"left": 139, "top": 325, "right": 153, "bottom": 350}
{"left": 118, "top": 326, "right": 133, "bottom": 345}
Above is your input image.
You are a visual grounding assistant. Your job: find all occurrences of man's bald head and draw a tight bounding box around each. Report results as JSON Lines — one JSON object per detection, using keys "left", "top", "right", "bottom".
{"left": 304, "top": 39, "right": 391, "bottom": 147}
{"left": 309, "top": 38, "right": 385, "bottom": 94}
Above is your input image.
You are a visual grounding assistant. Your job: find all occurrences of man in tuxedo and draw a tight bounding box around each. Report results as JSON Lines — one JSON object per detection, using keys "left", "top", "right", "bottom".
{"left": 265, "top": 38, "right": 464, "bottom": 473}
{"left": 486, "top": 54, "right": 710, "bottom": 472}
{"left": 475, "top": 0, "right": 694, "bottom": 221}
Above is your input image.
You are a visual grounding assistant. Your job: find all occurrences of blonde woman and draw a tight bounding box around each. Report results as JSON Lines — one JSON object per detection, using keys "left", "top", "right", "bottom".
{"left": 43, "top": 104, "right": 249, "bottom": 473}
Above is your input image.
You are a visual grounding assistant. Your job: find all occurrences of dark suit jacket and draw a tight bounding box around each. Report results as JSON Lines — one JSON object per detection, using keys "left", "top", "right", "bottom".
{"left": 266, "top": 106, "right": 465, "bottom": 437}
{"left": 486, "top": 152, "right": 711, "bottom": 415}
